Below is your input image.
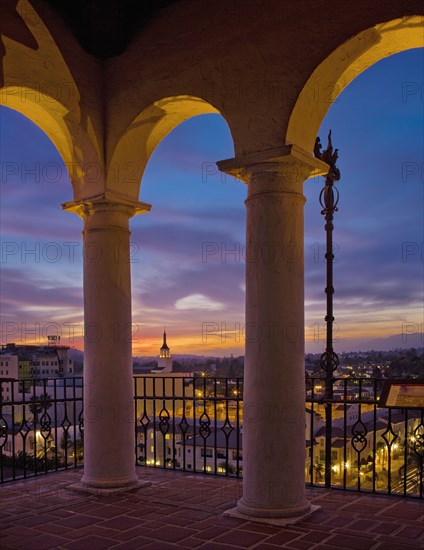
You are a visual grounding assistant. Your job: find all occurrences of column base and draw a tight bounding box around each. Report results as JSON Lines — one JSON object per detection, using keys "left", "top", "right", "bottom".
{"left": 224, "top": 499, "right": 320, "bottom": 526}
{"left": 67, "top": 472, "right": 151, "bottom": 495}
{"left": 68, "top": 479, "right": 151, "bottom": 496}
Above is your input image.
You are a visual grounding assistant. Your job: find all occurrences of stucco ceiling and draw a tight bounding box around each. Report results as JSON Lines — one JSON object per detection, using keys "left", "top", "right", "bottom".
{"left": 43, "top": 0, "right": 181, "bottom": 59}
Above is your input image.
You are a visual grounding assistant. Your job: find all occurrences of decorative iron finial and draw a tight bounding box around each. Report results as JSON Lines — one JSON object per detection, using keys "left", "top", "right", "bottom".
{"left": 314, "top": 130, "right": 341, "bottom": 184}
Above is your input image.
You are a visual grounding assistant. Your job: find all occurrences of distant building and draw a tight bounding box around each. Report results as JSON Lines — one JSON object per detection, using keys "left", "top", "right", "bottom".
{"left": 135, "top": 330, "right": 194, "bottom": 421}
{"left": 153, "top": 330, "right": 172, "bottom": 374}
{"left": 0, "top": 342, "right": 74, "bottom": 380}
{"left": 137, "top": 417, "right": 319, "bottom": 475}
{"left": 0, "top": 353, "right": 19, "bottom": 403}
{"left": 0, "top": 343, "right": 76, "bottom": 421}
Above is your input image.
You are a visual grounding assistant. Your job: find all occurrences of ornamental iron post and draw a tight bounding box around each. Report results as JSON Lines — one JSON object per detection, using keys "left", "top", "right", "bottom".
{"left": 314, "top": 131, "right": 341, "bottom": 488}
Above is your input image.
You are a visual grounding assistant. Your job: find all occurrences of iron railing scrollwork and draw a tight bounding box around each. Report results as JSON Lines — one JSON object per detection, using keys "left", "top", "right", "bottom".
{"left": 1, "top": 374, "right": 423, "bottom": 500}
{"left": 0, "top": 377, "right": 83, "bottom": 483}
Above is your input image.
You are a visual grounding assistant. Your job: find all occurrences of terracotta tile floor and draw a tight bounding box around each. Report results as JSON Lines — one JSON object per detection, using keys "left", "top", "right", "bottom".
{"left": 1, "top": 468, "right": 423, "bottom": 549}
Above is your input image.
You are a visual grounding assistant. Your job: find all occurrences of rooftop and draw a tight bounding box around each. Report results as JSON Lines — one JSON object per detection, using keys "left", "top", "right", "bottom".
{"left": 1, "top": 468, "right": 424, "bottom": 550}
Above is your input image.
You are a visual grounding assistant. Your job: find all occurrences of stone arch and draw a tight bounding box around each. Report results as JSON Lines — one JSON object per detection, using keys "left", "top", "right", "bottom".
{"left": 286, "top": 16, "right": 424, "bottom": 154}
{"left": 106, "top": 95, "right": 233, "bottom": 201}
{"left": 0, "top": 89, "right": 105, "bottom": 201}
{"left": 0, "top": 0, "right": 105, "bottom": 200}
{"left": 1, "top": 89, "right": 75, "bottom": 180}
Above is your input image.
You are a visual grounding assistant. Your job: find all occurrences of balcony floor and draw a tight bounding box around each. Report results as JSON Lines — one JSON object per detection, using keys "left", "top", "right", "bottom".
{"left": 1, "top": 468, "right": 424, "bottom": 550}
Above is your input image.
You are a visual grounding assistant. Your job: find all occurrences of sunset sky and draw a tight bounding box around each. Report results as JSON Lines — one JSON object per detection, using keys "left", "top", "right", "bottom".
{"left": 0, "top": 49, "right": 423, "bottom": 357}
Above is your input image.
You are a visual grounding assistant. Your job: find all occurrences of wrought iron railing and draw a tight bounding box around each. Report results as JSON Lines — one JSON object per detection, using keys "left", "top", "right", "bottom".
{"left": 306, "top": 376, "right": 424, "bottom": 498}
{"left": 0, "top": 377, "right": 83, "bottom": 483}
{"left": 135, "top": 375, "right": 423, "bottom": 498}
{"left": 1, "top": 375, "right": 423, "bottom": 499}
{"left": 134, "top": 375, "right": 243, "bottom": 477}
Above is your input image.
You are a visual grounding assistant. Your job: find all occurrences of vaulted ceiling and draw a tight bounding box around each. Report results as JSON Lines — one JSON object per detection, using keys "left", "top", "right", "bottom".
{"left": 43, "top": 0, "right": 180, "bottom": 59}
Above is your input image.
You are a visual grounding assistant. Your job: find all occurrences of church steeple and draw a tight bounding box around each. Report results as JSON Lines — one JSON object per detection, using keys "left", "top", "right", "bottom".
{"left": 153, "top": 328, "right": 173, "bottom": 374}
{"left": 159, "top": 328, "right": 170, "bottom": 359}
{"left": 161, "top": 328, "right": 169, "bottom": 351}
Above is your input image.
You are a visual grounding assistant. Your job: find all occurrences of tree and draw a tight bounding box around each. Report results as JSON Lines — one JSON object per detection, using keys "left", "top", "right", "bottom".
{"left": 75, "top": 438, "right": 84, "bottom": 463}
{"left": 314, "top": 459, "right": 324, "bottom": 483}
{"left": 59, "top": 433, "right": 73, "bottom": 455}
{"left": 372, "top": 366, "right": 382, "bottom": 378}
{"left": 216, "top": 357, "right": 231, "bottom": 377}
{"left": 63, "top": 437, "right": 84, "bottom": 464}
{"left": 229, "top": 357, "right": 243, "bottom": 378}
{"left": 28, "top": 393, "right": 52, "bottom": 425}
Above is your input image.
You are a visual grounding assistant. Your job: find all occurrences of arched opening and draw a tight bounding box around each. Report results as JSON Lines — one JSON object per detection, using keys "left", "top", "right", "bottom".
{"left": 0, "top": 105, "right": 84, "bottom": 350}
{"left": 304, "top": 48, "right": 423, "bottom": 354}
{"left": 0, "top": 89, "right": 76, "bottom": 184}
{"left": 106, "top": 96, "right": 224, "bottom": 200}
{"left": 286, "top": 16, "right": 424, "bottom": 153}
{"left": 130, "top": 111, "right": 245, "bottom": 358}
{"left": 301, "top": 47, "right": 423, "bottom": 494}
{"left": 0, "top": 0, "right": 105, "bottom": 201}
{"left": 0, "top": 88, "right": 104, "bottom": 200}
{"left": 0, "top": 105, "right": 85, "bottom": 474}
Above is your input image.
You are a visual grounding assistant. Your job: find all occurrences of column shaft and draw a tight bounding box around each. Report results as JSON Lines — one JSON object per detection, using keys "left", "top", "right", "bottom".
{"left": 72, "top": 200, "right": 140, "bottom": 489}
{"left": 217, "top": 148, "right": 327, "bottom": 519}
{"left": 240, "top": 162, "right": 309, "bottom": 516}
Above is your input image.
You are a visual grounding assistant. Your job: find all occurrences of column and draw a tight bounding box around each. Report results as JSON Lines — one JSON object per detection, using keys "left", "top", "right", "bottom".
{"left": 218, "top": 146, "right": 327, "bottom": 518}
{"left": 63, "top": 195, "right": 150, "bottom": 489}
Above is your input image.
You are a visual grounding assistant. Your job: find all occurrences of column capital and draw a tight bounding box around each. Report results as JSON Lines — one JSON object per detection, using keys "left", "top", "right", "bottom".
{"left": 217, "top": 144, "right": 328, "bottom": 182}
{"left": 62, "top": 191, "right": 151, "bottom": 220}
